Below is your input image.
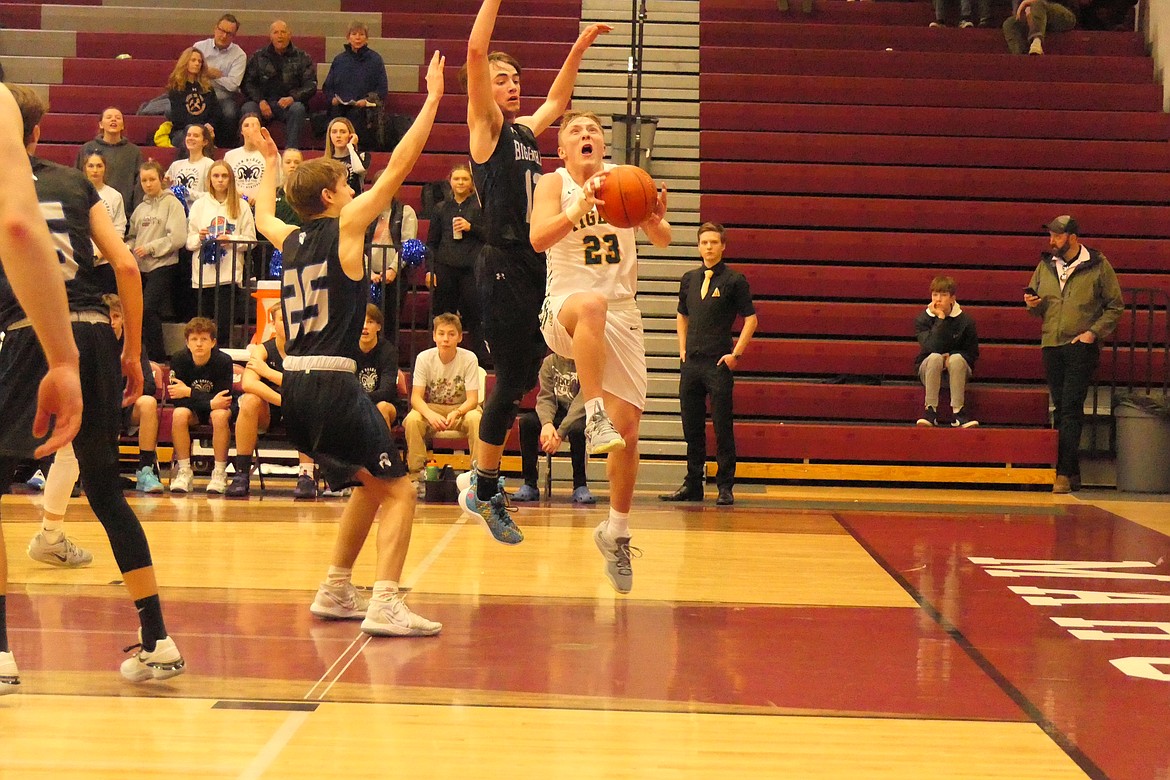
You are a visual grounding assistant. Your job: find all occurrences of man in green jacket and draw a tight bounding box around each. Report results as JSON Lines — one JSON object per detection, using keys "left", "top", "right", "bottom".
{"left": 1024, "top": 215, "right": 1123, "bottom": 493}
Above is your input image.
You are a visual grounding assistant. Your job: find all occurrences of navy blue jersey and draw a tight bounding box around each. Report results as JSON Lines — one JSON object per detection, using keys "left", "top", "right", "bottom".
{"left": 471, "top": 121, "right": 545, "bottom": 280}
{"left": 0, "top": 157, "right": 105, "bottom": 330}
{"left": 280, "top": 217, "right": 366, "bottom": 361}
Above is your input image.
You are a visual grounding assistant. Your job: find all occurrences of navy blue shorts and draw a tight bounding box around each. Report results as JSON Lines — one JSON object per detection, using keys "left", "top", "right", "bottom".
{"left": 282, "top": 367, "right": 407, "bottom": 490}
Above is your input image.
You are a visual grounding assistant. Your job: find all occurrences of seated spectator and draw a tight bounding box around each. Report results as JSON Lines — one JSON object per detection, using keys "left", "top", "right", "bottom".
{"left": 324, "top": 117, "right": 369, "bottom": 194}
{"left": 227, "top": 302, "right": 317, "bottom": 498}
{"left": 75, "top": 107, "right": 143, "bottom": 212}
{"left": 1004, "top": 0, "right": 1076, "bottom": 54}
{"left": 914, "top": 275, "right": 980, "bottom": 428}
{"left": 82, "top": 151, "right": 126, "bottom": 293}
{"left": 224, "top": 113, "right": 269, "bottom": 203}
{"left": 356, "top": 304, "right": 405, "bottom": 430}
{"left": 186, "top": 159, "right": 256, "bottom": 342}
{"left": 165, "top": 123, "right": 216, "bottom": 207}
{"left": 168, "top": 317, "right": 235, "bottom": 494}
{"left": 166, "top": 48, "right": 221, "bottom": 151}
{"left": 402, "top": 313, "right": 482, "bottom": 476}
{"left": 127, "top": 160, "right": 186, "bottom": 362}
{"left": 515, "top": 353, "right": 593, "bottom": 504}
{"left": 929, "top": 0, "right": 990, "bottom": 27}
{"left": 322, "top": 22, "right": 388, "bottom": 144}
{"left": 108, "top": 294, "right": 165, "bottom": 492}
{"left": 241, "top": 20, "right": 315, "bottom": 149}
{"left": 275, "top": 148, "right": 303, "bottom": 226}
{"left": 426, "top": 163, "right": 486, "bottom": 364}
{"left": 194, "top": 14, "right": 247, "bottom": 144}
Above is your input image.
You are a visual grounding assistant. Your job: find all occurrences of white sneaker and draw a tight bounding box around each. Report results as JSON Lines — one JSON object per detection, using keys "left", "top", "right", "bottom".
{"left": 584, "top": 409, "right": 625, "bottom": 455}
{"left": 593, "top": 521, "right": 641, "bottom": 594}
{"left": 27, "top": 531, "right": 93, "bottom": 567}
{"left": 206, "top": 468, "right": 227, "bottom": 495}
{"left": 361, "top": 594, "right": 442, "bottom": 637}
{"left": 310, "top": 580, "right": 369, "bottom": 620}
{"left": 0, "top": 651, "right": 19, "bottom": 695}
{"left": 120, "top": 634, "right": 185, "bottom": 682}
{"left": 170, "top": 466, "right": 194, "bottom": 494}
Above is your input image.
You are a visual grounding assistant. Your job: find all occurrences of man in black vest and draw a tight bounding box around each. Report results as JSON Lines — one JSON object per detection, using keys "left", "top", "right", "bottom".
{"left": 660, "top": 222, "right": 757, "bottom": 506}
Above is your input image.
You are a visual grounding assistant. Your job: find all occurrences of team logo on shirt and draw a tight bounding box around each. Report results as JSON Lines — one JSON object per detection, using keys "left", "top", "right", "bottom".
{"left": 174, "top": 171, "right": 198, "bottom": 189}
{"left": 235, "top": 162, "right": 262, "bottom": 183}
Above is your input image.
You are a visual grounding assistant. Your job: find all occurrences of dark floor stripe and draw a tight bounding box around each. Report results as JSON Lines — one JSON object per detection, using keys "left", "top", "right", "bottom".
{"left": 212, "top": 700, "right": 319, "bottom": 712}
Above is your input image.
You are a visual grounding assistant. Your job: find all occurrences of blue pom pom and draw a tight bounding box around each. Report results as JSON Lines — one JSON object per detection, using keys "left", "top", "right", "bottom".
{"left": 268, "top": 249, "right": 282, "bottom": 278}
{"left": 370, "top": 283, "right": 383, "bottom": 305}
{"left": 170, "top": 184, "right": 191, "bottom": 215}
{"left": 401, "top": 238, "right": 426, "bottom": 268}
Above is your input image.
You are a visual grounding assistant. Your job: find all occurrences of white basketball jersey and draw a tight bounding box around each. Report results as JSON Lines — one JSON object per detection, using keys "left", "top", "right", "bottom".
{"left": 544, "top": 166, "right": 639, "bottom": 301}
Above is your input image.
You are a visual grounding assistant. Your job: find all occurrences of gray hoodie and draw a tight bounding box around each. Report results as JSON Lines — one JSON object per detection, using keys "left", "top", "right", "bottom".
{"left": 75, "top": 137, "right": 143, "bottom": 211}
{"left": 127, "top": 191, "right": 186, "bottom": 273}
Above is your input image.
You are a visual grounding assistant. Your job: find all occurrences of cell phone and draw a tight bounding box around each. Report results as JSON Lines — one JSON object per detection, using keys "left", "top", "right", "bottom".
{"left": 1023, "top": 286, "right": 1038, "bottom": 296}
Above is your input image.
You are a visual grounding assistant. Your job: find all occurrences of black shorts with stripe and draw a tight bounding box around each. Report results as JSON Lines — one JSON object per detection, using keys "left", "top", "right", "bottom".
{"left": 281, "top": 367, "right": 406, "bottom": 490}
{"left": 0, "top": 321, "right": 123, "bottom": 458}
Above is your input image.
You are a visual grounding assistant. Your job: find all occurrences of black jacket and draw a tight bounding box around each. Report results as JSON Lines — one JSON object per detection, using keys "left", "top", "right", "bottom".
{"left": 913, "top": 303, "right": 979, "bottom": 370}
{"left": 243, "top": 44, "right": 316, "bottom": 104}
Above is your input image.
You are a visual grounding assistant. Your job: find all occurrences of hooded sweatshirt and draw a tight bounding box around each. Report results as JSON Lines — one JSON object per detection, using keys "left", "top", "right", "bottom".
{"left": 186, "top": 191, "right": 256, "bottom": 288}
{"left": 127, "top": 190, "right": 186, "bottom": 273}
{"left": 75, "top": 136, "right": 143, "bottom": 211}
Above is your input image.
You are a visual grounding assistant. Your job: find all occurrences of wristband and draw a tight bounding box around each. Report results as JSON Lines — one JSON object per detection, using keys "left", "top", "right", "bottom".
{"left": 564, "top": 198, "right": 589, "bottom": 226}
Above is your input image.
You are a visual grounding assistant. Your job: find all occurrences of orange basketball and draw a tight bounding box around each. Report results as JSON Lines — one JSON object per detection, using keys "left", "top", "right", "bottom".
{"left": 595, "top": 165, "right": 657, "bottom": 229}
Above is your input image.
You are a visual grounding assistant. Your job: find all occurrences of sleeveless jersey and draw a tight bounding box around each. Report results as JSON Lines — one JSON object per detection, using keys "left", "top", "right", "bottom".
{"left": 471, "top": 120, "right": 545, "bottom": 277}
{"left": 259, "top": 337, "right": 284, "bottom": 392}
{"left": 0, "top": 157, "right": 105, "bottom": 330}
{"left": 280, "top": 217, "right": 366, "bottom": 361}
{"left": 544, "top": 166, "right": 639, "bottom": 302}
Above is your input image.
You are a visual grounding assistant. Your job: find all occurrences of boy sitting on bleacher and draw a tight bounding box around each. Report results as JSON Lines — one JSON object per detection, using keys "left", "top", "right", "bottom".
{"left": 914, "top": 275, "right": 980, "bottom": 428}
{"left": 168, "top": 316, "right": 234, "bottom": 494}
{"left": 402, "top": 313, "right": 482, "bottom": 478}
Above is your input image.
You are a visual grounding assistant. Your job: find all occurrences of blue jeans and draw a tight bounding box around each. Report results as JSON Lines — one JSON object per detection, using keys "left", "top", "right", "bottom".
{"left": 241, "top": 100, "right": 308, "bottom": 148}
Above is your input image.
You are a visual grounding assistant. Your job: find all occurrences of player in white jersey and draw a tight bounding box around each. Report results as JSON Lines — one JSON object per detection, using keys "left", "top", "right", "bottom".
{"left": 530, "top": 110, "right": 670, "bottom": 593}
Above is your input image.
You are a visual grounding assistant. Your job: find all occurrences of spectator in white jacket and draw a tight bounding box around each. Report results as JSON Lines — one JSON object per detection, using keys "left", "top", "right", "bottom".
{"left": 82, "top": 150, "right": 126, "bottom": 294}
{"left": 186, "top": 159, "right": 256, "bottom": 343}
{"left": 127, "top": 160, "right": 186, "bottom": 361}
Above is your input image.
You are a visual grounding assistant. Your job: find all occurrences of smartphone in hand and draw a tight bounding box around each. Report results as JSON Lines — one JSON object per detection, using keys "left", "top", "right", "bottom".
{"left": 1023, "top": 286, "right": 1038, "bottom": 296}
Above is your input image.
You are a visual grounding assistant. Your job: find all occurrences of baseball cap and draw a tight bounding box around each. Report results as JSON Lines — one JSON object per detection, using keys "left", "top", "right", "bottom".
{"left": 1043, "top": 215, "right": 1079, "bottom": 235}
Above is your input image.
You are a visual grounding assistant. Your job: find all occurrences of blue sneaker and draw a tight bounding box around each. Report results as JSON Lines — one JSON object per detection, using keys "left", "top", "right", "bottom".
{"left": 460, "top": 486, "right": 523, "bottom": 545}
{"left": 135, "top": 466, "right": 165, "bottom": 494}
{"left": 25, "top": 469, "right": 45, "bottom": 491}
{"left": 513, "top": 484, "right": 540, "bottom": 502}
{"left": 571, "top": 485, "right": 596, "bottom": 504}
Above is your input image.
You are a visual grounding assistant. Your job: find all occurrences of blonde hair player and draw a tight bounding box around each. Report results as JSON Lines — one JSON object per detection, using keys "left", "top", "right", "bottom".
{"left": 528, "top": 110, "right": 670, "bottom": 593}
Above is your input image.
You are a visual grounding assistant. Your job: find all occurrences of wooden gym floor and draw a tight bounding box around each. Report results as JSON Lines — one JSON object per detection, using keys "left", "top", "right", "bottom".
{"left": 1, "top": 483, "right": 1168, "bottom": 779}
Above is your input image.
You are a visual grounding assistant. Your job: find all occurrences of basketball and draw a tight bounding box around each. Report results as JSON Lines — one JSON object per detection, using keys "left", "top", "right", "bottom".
{"left": 595, "top": 165, "right": 657, "bottom": 229}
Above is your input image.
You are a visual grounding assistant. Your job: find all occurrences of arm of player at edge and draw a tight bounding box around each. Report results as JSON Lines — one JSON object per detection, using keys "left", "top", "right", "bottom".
{"left": 0, "top": 84, "right": 82, "bottom": 455}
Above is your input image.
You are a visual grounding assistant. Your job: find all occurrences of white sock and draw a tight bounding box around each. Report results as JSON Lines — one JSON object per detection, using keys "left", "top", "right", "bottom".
{"left": 326, "top": 565, "right": 352, "bottom": 587}
{"left": 607, "top": 508, "right": 630, "bottom": 539}
{"left": 213, "top": 460, "right": 227, "bottom": 474}
{"left": 177, "top": 458, "right": 191, "bottom": 472}
{"left": 41, "top": 516, "right": 64, "bottom": 542}
{"left": 372, "top": 580, "right": 400, "bottom": 602}
{"left": 585, "top": 397, "right": 605, "bottom": 419}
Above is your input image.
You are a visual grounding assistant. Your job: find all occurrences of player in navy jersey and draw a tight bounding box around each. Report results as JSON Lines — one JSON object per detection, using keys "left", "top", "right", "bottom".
{"left": 0, "top": 84, "right": 183, "bottom": 686}
{"left": 253, "top": 52, "right": 445, "bottom": 637}
{"left": 460, "top": 0, "right": 612, "bottom": 544}
{"left": 0, "top": 82, "right": 82, "bottom": 695}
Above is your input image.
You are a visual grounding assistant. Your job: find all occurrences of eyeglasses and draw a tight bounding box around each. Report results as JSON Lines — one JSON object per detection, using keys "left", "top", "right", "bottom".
{"left": 215, "top": 26, "right": 237, "bottom": 36}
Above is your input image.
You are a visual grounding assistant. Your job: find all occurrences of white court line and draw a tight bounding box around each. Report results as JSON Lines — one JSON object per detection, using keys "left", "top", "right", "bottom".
{"left": 303, "top": 633, "right": 366, "bottom": 701}
{"left": 314, "top": 634, "right": 373, "bottom": 701}
{"left": 236, "top": 710, "right": 310, "bottom": 780}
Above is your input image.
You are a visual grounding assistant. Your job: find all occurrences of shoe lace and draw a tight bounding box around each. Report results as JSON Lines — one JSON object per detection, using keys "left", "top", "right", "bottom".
{"left": 614, "top": 542, "right": 642, "bottom": 575}
{"left": 122, "top": 642, "right": 143, "bottom": 655}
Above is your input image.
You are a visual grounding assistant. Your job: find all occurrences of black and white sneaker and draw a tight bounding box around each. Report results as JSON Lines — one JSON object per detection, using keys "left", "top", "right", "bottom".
{"left": 952, "top": 409, "right": 979, "bottom": 428}
{"left": 916, "top": 407, "right": 938, "bottom": 427}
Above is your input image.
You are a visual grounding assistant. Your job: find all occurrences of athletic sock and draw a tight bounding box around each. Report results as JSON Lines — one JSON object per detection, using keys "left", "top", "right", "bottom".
{"left": 40, "top": 516, "right": 64, "bottom": 542}
{"left": 372, "top": 580, "right": 400, "bottom": 602}
{"left": 326, "top": 565, "right": 352, "bottom": 588}
{"left": 585, "top": 397, "right": 605, "bottom": 419}
{"left": 134, "top": 594, "right": 167, "bottom": 651}
{"left": 138, "top": 450, "right": 155, "bottom": 471}
{"left": 214, "top": 460, "right": 227, "bottom": 474}
{"left": 236, "top": 454, "right": 254, "bottom": 474}
{"left": 607, "top": 508, "right": 630, "bottom": 539}
{"left": 177, "top": 458, "right": 191, "bottom": 472}
{"left": 476, "top": 465, "right": 500, "bottom": 502}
